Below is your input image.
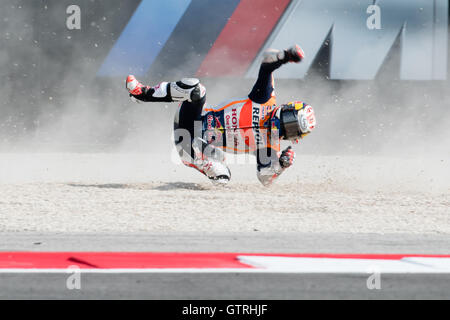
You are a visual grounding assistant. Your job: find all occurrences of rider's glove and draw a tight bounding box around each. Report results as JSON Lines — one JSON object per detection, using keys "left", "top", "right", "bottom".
{"left": 279, "top": 146, "right": 295, "bottom": 169}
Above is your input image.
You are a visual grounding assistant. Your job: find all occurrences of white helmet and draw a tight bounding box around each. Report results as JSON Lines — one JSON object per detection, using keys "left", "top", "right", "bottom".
{"left": 279, "top": 101, "right": 316, "bottom": 141}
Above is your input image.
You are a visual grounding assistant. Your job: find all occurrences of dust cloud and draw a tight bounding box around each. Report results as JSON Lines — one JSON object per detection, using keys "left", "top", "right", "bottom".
{"left": 0, "top": 1, "right": 448, "bottom": 192}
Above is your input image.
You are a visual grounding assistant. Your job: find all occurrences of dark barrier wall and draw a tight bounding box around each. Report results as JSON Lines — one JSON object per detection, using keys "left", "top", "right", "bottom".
{"left": 1, "top": 0, "right": 449, "bottom": 151}
{"left": 0, "top": 0, "right": 142, "bottom": 142}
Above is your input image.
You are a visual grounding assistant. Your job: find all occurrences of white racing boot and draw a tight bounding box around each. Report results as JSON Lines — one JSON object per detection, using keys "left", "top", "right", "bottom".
{"left": 201, "top": 159, "right": 231, "bottom": 185}
{"left": 192, "top": 138, "right": 231, "bottom": 185}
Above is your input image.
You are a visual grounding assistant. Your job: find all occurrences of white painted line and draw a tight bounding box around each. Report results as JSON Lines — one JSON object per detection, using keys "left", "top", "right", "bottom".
{"left": 402, "top": 258, "right": 450, "bottom": 271}
{"left": 237, "top": 256, "right": 450, "bottom": 274}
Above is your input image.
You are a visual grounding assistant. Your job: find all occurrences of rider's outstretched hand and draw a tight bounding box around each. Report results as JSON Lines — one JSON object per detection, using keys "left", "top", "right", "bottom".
{"left": 279, "top": 146, "right": 295, "bottom": 169}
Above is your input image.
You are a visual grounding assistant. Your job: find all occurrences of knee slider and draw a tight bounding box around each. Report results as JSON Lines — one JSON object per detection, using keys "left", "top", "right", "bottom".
{"left": 170, "top": 78, "right": 206, "bottom": 102}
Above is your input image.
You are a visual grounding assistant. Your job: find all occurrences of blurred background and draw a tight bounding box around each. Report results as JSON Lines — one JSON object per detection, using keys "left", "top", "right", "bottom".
{"left": 0, "top": 0, "right": 449, "bottom": 156}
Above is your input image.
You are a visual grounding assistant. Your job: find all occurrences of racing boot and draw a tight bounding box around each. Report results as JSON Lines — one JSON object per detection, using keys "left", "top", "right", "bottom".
{"left": 201, "top": 159, "right": 231, "bottom": 185}
{"left": 262, "top": 44, "right": 304, "bottom": 64}
{"left": 126, "top": 75, "right": 147, "bottom": 96}
{"left": 192, "top": 137, "right": 230, "bottom": 185}
{"left": 285, "top": 44, "right": 305, "bottom": 63}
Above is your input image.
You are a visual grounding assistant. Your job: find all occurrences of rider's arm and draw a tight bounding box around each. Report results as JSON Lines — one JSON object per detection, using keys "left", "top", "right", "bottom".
{"left": 256, "top": 146, "right": 295, "bottom": 187}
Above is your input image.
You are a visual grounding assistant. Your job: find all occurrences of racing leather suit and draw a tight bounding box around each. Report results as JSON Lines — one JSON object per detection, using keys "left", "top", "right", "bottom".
{"left": 132, "top": 58, "right": 292, "bottom": 186}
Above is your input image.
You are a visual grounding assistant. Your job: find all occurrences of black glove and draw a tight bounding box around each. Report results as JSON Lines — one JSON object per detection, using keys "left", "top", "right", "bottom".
{"left": 279, "top": 146, "right": 295, "bottom": 168}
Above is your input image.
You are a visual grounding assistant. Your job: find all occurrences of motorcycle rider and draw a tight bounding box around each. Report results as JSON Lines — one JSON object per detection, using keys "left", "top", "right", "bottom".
{"left": 126, "top": 44, "right": 316, "bottom": 186}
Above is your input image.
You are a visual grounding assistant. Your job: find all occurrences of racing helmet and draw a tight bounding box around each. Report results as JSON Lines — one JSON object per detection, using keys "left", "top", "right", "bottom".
{"left": 279, "top": 101, "right": 316, "bottom": 141}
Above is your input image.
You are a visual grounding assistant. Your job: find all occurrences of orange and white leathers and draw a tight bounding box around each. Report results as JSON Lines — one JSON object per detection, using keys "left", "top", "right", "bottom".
{"left": 199, "top": 92, "right": 285, "bottom": 186}
{"left": 131, "top": 48, "right": 302, "bottom": 186}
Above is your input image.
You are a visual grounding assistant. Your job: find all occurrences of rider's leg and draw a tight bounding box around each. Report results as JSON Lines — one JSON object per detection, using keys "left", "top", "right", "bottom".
{"left": 248, "top": 45, "right": 304, "bottom": 104}
{"left": 173, "top": 82, "right": 206, "bottom": 161}
{"left": 127, "top": 76, "right": 205, "bottom": 103}
{"left": 172, "top": 84, "right": 231, "bottom": 184}
{"left": 126, "top": 75, "right": 229, "bottom": 183}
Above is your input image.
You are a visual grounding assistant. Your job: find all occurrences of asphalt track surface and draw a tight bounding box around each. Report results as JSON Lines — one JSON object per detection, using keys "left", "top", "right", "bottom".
{"left": 0, "top": 232, "right": 449, "bottom": 253}
{"left": 0, "top": 232, "right": 449, "bottom": 299}
{"left": 0, "top": 154, "right": 448, "bottom": 299}
{"left": 1, "top": 273, "right": 449, "bottom": 299}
